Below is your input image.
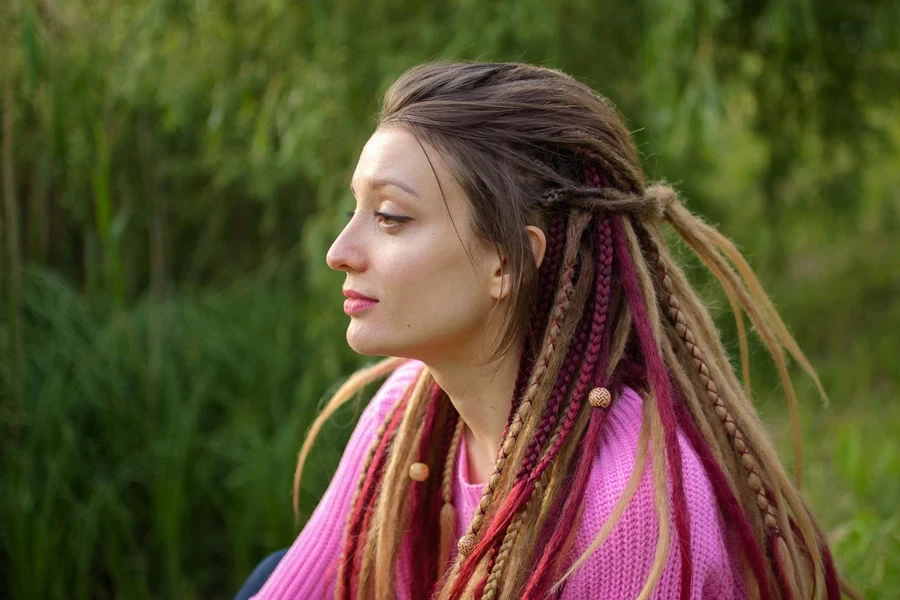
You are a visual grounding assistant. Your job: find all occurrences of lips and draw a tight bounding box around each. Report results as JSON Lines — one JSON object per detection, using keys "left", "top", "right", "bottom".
{"left": 343, "top": 289, "right": 378, "bottom": 302}
{"left": 343, "top": 289, "right": 378, "bottom": 316}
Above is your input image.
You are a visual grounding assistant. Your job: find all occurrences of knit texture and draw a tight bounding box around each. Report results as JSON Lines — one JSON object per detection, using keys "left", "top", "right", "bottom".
{"left": 252, "top": 359, "right": 746, "bottom": 599}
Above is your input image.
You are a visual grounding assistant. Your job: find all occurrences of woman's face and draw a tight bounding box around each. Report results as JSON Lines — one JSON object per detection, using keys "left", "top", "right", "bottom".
{"left": 326, "top": 126, "right": 514, "bottom": 362}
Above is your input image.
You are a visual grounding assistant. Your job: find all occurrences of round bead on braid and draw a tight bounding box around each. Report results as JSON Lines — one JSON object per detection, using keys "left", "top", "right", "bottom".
{"left": 642, "top": 227, "right": 782, "bottom": 535}
{"left": 588, "top": 386, "right": 611, "bottom": 408}
{"left": 408, "top": 462, "right": 430, "bottom": 481}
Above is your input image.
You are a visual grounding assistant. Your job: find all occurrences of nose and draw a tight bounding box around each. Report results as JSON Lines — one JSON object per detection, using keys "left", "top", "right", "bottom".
{"left": 326, "top": 219, "right": 366, "bottom": 273}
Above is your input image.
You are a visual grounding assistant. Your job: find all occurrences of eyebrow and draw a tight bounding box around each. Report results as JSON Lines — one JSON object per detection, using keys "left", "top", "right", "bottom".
{"left": 349, "top": 176, "right": 421, "bottom": 200}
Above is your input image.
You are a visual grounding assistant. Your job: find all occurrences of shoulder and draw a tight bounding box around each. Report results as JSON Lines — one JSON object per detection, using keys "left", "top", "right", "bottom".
{"left": 581, "top": 385, "right": 723, "bottom": 532}
{"left": 576, "top": 386, "right": 651, "bottom": 544}
{"left": 314, "top": 358, "right": 425, "bottom": 492}
{"left": 563, "top": 386, "right": 743, "bottom": 598}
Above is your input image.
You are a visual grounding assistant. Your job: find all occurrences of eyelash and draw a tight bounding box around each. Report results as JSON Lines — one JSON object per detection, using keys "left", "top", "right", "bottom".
{"left": 345, "top": 210, "right": 411, "bottom": 228}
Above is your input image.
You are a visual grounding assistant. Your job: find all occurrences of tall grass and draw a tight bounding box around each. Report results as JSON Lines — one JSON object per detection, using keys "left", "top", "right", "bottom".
{"left": 1, "top": 267, "right": 376, "bottom": 599}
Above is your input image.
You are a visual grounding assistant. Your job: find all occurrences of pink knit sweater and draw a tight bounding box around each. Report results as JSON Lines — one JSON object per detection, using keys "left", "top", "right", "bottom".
{"left": 253, "top": 359, "right": 745, "bottom": 599}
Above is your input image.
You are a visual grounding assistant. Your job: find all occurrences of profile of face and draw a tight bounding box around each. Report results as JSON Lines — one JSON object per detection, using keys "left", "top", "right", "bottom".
{"left": 326, "top": 126, "right": 545, "bottom": 364}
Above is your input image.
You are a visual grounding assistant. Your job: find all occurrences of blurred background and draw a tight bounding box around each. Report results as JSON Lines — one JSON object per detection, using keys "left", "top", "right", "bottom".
{"left": 1, "top": 1, "right": 898, "bottom": 598}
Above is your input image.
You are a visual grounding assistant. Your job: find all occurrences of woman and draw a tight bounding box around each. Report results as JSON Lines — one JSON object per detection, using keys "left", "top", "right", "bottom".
{"left": 250, "top": 61, "right": 854, "bottom": 599}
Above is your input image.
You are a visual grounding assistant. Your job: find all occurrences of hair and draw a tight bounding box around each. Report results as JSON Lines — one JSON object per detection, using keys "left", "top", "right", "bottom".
{"left": 292, "top": 61, "right": 858, "bottom": 600}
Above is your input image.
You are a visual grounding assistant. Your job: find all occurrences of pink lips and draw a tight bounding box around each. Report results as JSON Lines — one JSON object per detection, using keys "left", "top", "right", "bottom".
{"left": 343, "top": 289, "right": 378, "bottom": 316}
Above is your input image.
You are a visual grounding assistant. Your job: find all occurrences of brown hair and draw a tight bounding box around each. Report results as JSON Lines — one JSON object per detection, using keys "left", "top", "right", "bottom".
{"left": 292, "top": 61, "right": 858, "bottom": 600}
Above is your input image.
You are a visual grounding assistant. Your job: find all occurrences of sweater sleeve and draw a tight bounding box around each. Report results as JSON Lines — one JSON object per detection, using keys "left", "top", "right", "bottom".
{"left": 561, "top": 387, "right": 746, "bottom": 599}
{"left": 251, "top": 359, "right": 423, "bottom": 600}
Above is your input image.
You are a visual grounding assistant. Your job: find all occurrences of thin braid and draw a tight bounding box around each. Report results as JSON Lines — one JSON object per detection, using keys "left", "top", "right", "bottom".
{"left": 523, "top": 172, "right": 611, "bottom": 484}
{"left": 442, "top": 414, "right": 464, "bottom": 505}
{"left": 476, "top": 286, "right": 593, "bottom": 599}
{"left": 510, "top": 341, "right": 532, "bottom": 416}
{"left": 671, "top": 395, "right": 771, "bottom": 596}
{"left": 480, "top": 214, "right": 615, "bottom": 599}
{"left": 337, "top": 384, "right": 413, "bottom": 598}
{"left": 645, "top": 234, "right": 783, "bottom": 537}
{"left": 530, "top": 213, "right": 567, "bottom": 350}
{"left": 438, "top": 412, "right": 465, "bottom": 579}
{"left": 638, "top": 227, "right": 813, "bottom": 599}
{"left": 530, "top": 215, "right": 613, "bottom": 484}
{"left": 472, "top": 321, "right": 588, "bottom": 599}
{"left": 479, "top": 477, "right": 545, "bottom": 600}
{"left": 514, "top": 213, "right": 566, "bottom": 421}
{"left": 480, "top": 187, "right": 613, "bottom": 599}
{"left": 350, "top": 401, "right": 401, "bottom": 514}
{"left": 522, "top": 409, "right": 613, "bottom": 600}
{"left": 614, "top": 216, "right": 693, "bottom": 600}
{"left": 513, "top": 213, "right": 580, "bottom": 476}
{"left": 517, "top": 310, "right": 590, "bottom": 478}
{"left": 453, "top": 215, "right": 590, "bottom": 559}
{"left": 406, "top": 384, "right": 449, "bottom": 597}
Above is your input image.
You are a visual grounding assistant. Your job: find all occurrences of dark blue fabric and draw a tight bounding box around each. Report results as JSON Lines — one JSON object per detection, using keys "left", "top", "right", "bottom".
{"left": 233, "top": 549, "right": 289, "bottom": 600}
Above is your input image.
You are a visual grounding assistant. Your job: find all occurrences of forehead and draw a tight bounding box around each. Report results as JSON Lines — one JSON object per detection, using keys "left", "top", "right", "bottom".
{"left": 351, "top": 126, "right": 457, "bottom": 205}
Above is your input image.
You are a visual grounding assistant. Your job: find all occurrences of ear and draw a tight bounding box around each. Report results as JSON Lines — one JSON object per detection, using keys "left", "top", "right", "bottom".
{"left": 489, "top": 225, "right": 548, "bottom": 301}
{"left": 526, "top": 224, "right": 547, "bottom": 271}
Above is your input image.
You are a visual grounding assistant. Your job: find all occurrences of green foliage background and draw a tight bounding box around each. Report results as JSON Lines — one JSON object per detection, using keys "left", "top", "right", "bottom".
{"left": 1, "top": 1, "right": 898, "bottom": 598}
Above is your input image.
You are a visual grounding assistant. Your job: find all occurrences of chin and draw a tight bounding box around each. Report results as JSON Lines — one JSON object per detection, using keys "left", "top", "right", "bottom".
{"left": 346, "top": 326, "right": 392, "bottom": 357}
{"left": 345, "top": 325, "right": 421, "bottom": 359}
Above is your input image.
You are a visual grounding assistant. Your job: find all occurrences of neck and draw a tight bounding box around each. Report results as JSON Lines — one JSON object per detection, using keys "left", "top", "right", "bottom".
{"left": 421, "top": 339, "right": 523, "bottom": 483}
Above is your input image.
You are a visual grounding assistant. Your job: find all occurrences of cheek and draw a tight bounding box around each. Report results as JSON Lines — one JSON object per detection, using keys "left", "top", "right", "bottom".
{"left": 384, "top": 241, "right": 489, "bottom": 329}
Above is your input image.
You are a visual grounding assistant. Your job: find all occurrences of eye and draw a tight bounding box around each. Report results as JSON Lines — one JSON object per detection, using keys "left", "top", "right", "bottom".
{"left": 373, "top": 210, "right": 412, "bottom": 228}
{"left": 344, "top": 209, "right": 411, "bottom": 227}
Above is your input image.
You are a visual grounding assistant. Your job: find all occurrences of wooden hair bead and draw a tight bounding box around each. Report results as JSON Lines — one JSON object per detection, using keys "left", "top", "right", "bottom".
{"left": 588, "top": 387, "right": 612, "bottom": 409}
{"left": 408, "top": 462, "right": 430, "bottom": 482}
{"left": 457, "top": 533, "right": 476, "bottom": 556}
